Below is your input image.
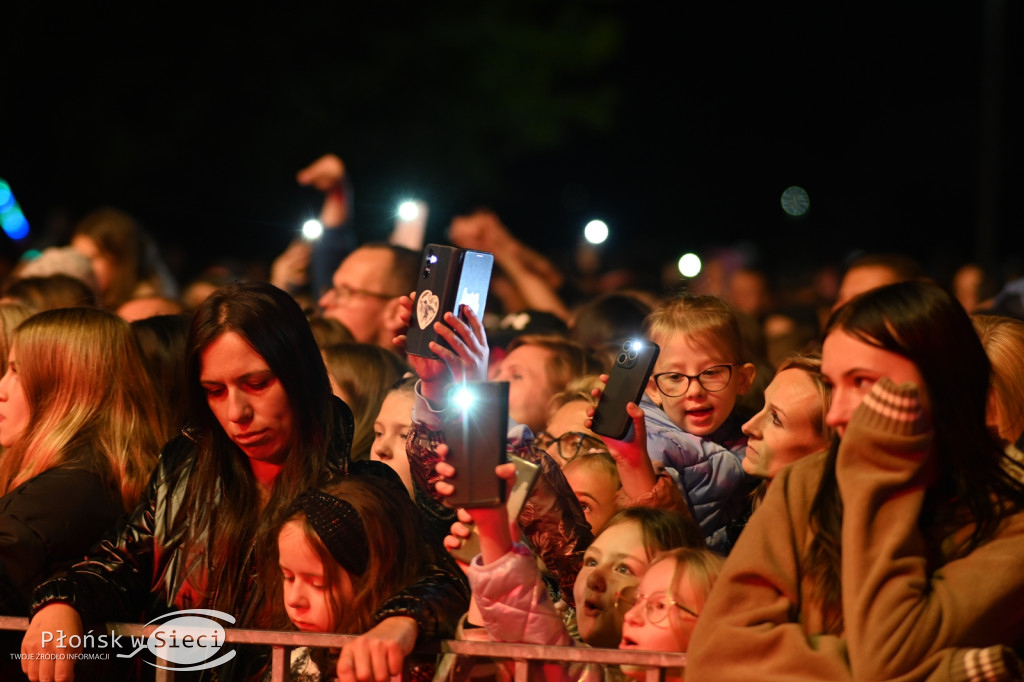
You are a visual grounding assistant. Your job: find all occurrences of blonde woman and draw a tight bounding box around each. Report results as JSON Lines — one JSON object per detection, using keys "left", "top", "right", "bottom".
{"left": 0, "top": 301, "right": 32, "bottom": 376}
{"left": 0, "top": 307, "right": 164, "bottom": 615}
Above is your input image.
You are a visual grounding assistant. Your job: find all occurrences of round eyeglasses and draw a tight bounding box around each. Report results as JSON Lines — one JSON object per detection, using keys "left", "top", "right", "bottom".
{"left": 321, "top": 283, "right": 398, "bottom": 306}
{"left": 652, "top": 363, "right": 740, "bottom": 397}
{"left": 615, "top": 585, "right": 698, "bottom": 624}
{"left": 534, "top": 431, "right": 608, "bottom": 462}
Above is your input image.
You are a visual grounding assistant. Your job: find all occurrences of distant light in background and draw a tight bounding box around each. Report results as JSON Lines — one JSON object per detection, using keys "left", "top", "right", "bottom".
{"left": 583, "top": 219, "right": 609, "bottom": 245}
{"left": 302, "top": 219, "right": 324, "bottom": 240}
{"left": 0, "top": 178, "right": 29, "bottom": 241}
{"left": 398, "top": 200, "right": 420, "bottom": 221}
{"left": 781, "top": 186, "right": 810, "bottom": 216}
{"left": 0, "top": 182, "right": 12, "bottom": 211}
{"left": 678, "top": 253, "right": 701, "bottom": 278}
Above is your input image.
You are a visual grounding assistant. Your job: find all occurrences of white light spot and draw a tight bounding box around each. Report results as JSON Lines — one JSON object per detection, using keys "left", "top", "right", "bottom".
{"left": 302, "top": 219, "right": 324, "bottom": 240}
{"left": 584, "top": 220, "right": 609, "bottom": 244}
{"left": 678, "top": 253, "right": 701, "bottom": 278}
{"left": 398, "top": 201, "right": 420, "bottom": 221}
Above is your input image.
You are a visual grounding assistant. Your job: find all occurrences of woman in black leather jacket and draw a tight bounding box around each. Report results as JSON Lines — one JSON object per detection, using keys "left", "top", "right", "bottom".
{"left": 21, "top": 281, "right": 467, "bottom": 681}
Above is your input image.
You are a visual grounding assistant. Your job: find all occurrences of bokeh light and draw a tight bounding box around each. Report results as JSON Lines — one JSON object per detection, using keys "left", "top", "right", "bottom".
{"left": 583, "top": 219, "right": 609, "bottom": 244}
{"left": 398, "top": 200, "right": 420, "bottom": 221}
{"left": 302, "top": 219, "right": 324, "bottom": 240}
{"left": 2, "top": 212, "right": 29, "bottom": 241}
{"left": 677, "top": 253, "right": 701, "bottom": 278}
{"left": 781, "top": 186, "right": 810, "bottom": 216}
{"left": 0, "top": 178, "right": 29, "bottom": 240}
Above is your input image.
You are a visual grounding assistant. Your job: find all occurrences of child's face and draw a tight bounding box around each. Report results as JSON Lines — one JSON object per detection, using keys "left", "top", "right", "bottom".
{"left": 573, "top": 519, "right": 650, "bottom": 648}
{"left": 562, "top": 460, "right": 619, "bottom": 535}
{"left": 278, "top": 520, "right": 353, "bottom": 633}
{"left": 370, "top": 391, "right": 415, "bottom": 498}
{"left": 620, "top": 557, "right": 699, "bottom": 653}
{"left": 646, "top": 332, "right": 754, "bottom": 437}
{"left": 494, "top": 344, "right": 557, "bottom": 433}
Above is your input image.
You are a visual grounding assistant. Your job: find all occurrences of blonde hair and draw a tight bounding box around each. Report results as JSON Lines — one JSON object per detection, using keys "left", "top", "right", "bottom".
{"left": 972, "top": 314, "right": 1024, "bottom": 445}
{"left": 321, "top": 343, "right": 409, "bottom": 459}
{"left": 507, "top": 335, "right": 602, "bottom": 395}
{"left": 652, "top": 546, "right": 725, "bottom": 615}
{"left": 563, "top": 449, "right": 620, "bottom": 487}
{"left": 645, "top": 294, "right": 749, "bottom": 363}
{"left": 546, "top": 374, "right": 602, "bottom": 418}
{"left": 775, "top": 352, "right": 835, "bottom": 443}
{"left": 0, "top": 308, "right": 165, "bottom": 510}
{"left": 0, "top": 301, "right": 32, "bottom": 376}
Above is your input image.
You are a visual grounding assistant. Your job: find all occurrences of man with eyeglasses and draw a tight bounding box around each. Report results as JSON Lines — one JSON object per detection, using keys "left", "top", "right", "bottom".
{"left": 318, "top": 243, "right": 420, "bottom": 350}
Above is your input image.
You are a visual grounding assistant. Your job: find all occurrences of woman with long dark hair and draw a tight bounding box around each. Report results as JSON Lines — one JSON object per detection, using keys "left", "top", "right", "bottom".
{"left": 22, "top": 281, "right": 466, "bottom": 681}
{"left": 688, "top": 281, "right": 1024, "bottom": 680}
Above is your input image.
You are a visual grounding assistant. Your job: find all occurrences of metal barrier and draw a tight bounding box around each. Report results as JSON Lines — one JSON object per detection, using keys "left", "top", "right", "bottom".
{"left": 1, "top": 615, "right": 686, "bottom": 681}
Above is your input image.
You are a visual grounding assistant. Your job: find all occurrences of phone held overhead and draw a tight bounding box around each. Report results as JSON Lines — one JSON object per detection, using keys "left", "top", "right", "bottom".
{"left": 406, "top": 243, "right": 494, "bottom": 359}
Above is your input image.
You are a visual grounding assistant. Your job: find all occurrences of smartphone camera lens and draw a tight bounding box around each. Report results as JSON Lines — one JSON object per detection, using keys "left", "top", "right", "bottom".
{"left": 617, "top": 352, "right": 628, "bottom": 365}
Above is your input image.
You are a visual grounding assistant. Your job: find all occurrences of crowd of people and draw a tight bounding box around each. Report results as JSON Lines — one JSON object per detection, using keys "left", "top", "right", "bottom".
{"left": 1, "top": 154, "right": 1023, "bottom": 681}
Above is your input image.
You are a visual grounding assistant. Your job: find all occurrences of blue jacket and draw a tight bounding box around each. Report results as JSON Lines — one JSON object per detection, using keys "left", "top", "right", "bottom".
{"left": 641, "top": 394, "right": 754, "bottom": 553}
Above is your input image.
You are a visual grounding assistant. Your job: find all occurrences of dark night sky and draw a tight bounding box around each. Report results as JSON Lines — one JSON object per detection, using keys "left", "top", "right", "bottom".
{"left": 2, "top": 2, "right": 1022, "bottom": 290}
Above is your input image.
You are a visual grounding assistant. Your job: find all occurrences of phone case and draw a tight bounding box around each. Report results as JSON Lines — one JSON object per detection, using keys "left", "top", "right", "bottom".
{"left": 591, "top": 339, "right": 661, "bottom": 440}
{"left": 405, "top": 244, "right": 494, "bottom": 359}
{"left": 442, "top": 381, "right": 509, "bottom": 508}
{"left": 448, "top": 454, "right": 540, "bottom": 564}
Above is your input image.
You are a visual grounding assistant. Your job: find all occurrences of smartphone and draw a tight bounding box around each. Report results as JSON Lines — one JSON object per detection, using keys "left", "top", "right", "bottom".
{"left": 448, "top": 454, "right": 540, "bottom": 564}
{"left": 442, "top": 381, "right": 509, "bottom": 508}
{"left": 405, "top": 244, "right": 494, "bottom": 359}
{"left": 591, "top": 339, "right": 661, "bottom": 440}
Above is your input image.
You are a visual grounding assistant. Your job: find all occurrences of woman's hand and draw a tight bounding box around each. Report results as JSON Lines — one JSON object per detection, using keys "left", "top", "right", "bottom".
{"left": 21, "top": 603, "right": 83, "bottom": 681}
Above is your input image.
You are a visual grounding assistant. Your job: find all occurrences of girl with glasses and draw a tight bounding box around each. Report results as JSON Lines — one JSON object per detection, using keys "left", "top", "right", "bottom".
{"left": 618, "top": 547, "right": 724, "bottom": 680}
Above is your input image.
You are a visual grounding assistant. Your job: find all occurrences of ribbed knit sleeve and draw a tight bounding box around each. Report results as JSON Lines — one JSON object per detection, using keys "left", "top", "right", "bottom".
{"left": 838, "top": 377, "right": 1024, "bottom": 681}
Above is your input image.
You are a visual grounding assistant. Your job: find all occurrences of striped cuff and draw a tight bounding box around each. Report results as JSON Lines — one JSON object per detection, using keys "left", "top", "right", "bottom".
{"left": 853, "top": 376, "right": 926, "bottom": 437}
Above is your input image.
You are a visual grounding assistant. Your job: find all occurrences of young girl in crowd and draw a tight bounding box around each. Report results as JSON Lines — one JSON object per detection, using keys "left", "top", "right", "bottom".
{"left": 22, "top": 282, "right": 467, "bottom": 682}
{"left": 688, "top": 281, "right": 1024, "bottom": 681}
{"left": 369, "top": 376, "right": 418, "bottom": 498}
{"left": 617, "top": 548, "right": 724, "bottom": 681}
{"left": 437, "top": 453, "right": 704, "bottom": 680}
{"left": 641, "top": 294, "right": 758, "bottom": 552}
{"left": 322, "top": 342, "right": 410, "bottom": 460}
{"left": 272, "top": 472, "right": 434, "bottom": 680}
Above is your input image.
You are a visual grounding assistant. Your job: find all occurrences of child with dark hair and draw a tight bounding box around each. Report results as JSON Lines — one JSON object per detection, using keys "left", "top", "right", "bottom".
{"left": 272, "top": 472, "right": 437, "bottom": 680}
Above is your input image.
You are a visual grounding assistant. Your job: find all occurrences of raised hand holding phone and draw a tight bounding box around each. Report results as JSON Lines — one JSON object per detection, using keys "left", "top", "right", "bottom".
{"left": 394, "top": 292, "right": 489, "bottom": 406}
{"left": 436, "top": 454, "right": 520, "bottom": 565}
{"left": 439, "top": 381, "right": 509, "bottom": 508}
{"left": 585, "top": 376, "right": 658, "bottom": 499}
{"left": 405, "top": 244, "right": 494, "bottom": 359}
{"left": 590, "top": 339, "right": 660, "bottom": 439}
